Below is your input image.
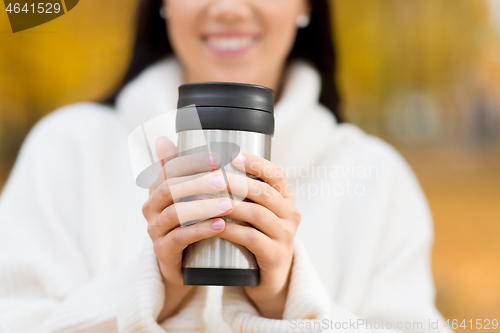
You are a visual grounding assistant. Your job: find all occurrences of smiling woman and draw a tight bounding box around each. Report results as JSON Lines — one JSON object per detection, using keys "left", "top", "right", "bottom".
{"left": 165, "top": 0, "right": 305, "bottom": 90}
{"left": 0, "top": 0, "right": 452, "bottom": 332}
{"left": 103, "top": 0, "right": 341, "bottom": 122}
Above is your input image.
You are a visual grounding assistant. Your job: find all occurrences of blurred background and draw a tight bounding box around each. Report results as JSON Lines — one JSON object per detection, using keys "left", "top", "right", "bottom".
{"left": 1, "top": 0, "right": 499, "bottom": 325}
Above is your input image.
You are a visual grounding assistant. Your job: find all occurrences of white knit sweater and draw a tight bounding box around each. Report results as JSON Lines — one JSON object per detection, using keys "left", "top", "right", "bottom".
{"left": 0, "top": 57, "right": 450, "bottom": 333}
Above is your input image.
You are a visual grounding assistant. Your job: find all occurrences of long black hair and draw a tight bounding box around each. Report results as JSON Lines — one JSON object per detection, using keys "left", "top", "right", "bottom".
{"left": 102, "top": 0, "right": 342, "bottom": 122}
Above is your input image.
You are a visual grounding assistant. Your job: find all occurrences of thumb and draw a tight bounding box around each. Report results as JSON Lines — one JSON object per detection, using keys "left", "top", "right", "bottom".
{"left": 155, "top": 136, "right": 176, "bottom": 162}
{"left": 149, "top": 136, "right": 176, "bottom": 193}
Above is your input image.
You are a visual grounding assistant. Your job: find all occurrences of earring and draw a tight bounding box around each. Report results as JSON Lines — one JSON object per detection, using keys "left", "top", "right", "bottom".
{"left": 296, "top": 14, "right": 310, "bottom": 28}
{"left": 159, "top": 7, "right": 169, "bottom": 19}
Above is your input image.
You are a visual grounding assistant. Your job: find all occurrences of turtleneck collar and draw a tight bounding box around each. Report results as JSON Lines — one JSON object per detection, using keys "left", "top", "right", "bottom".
{"left": 116, "top": 57, "right": 183, "bottom": 132}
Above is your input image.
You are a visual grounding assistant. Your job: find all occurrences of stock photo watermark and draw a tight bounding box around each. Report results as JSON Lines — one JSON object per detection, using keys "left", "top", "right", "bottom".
{"left": 290, "top": 319, "right": 435, "bottom": 331}
{"left": 128, "top": 107, "right": 382, "bottom": 225}
{"left": 282, "top": 161, "right": 379, "bottom": 198}
{"left": 290, "top": 318, "right": 499, "bottom": 330}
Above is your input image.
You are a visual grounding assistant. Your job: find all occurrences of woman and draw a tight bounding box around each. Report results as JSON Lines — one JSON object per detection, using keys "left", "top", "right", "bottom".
{"left": 0, "top": 0, "right": 450, "bottom": 332}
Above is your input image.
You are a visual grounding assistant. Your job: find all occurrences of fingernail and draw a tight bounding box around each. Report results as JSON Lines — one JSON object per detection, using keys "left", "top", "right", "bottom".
{"left": 210, "top": 219, "right": 225, "bottom": 230}
{"left": 206, "top": 153, "right": 221, "bottom": 167}
{"left": 211, "top": 175, "right": 226, "bottom": 189}
{"left": 217, "top": 199, "right": 233, "bottom": 212}
{"left": 232, "top": 153, "right": 246, "bottom": 164}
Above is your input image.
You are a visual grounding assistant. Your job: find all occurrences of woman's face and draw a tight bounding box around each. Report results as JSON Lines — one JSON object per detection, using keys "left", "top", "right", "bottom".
{"left": 164, "top": 0, "right": 308, "bottom": 92}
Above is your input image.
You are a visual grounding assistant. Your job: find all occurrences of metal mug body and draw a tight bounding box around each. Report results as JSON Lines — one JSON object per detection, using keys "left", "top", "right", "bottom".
{"left": 178, "top": 129, "right": 271, "bottom": 286}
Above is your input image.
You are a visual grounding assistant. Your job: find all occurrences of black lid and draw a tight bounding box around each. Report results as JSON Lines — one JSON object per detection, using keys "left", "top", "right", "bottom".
{"left": 176, "top": 106, "right": 274, "bottom": 135}
{"left": 177, "top": 82, "right": 274, "bottom": 113}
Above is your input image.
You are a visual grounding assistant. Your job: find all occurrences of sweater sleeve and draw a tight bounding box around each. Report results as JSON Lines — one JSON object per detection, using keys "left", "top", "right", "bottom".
{"left": 0, "top": 109, "right": 206, "bottom": 333}
{"left": 220, "top": 146, "right": 452, "bottom": 333}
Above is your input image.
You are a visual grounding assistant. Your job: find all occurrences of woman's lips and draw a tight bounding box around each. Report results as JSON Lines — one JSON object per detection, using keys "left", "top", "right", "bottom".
{"left": 202, "top": 32, "right": 259, "bottom": 56}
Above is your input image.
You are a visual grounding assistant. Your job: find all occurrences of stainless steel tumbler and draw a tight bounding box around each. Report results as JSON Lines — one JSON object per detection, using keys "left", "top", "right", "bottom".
{"left": 176, "top": 82, "right": 275, "bottom": 286}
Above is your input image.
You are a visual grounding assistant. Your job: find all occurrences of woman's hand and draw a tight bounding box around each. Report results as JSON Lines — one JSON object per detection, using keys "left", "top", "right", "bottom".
{"left": 142, "top": 137, "right": 234, "bottom": 322}
{"left": 143, "top": 137, "right": 300, "bottom": 320}
{"left": 219, "top": 153, "right": 301, "bottom": 319}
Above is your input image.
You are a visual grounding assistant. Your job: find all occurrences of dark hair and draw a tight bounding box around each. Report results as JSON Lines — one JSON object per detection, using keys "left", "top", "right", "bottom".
{"left": 102, "top": 0, "right": 342, "bottom": 122}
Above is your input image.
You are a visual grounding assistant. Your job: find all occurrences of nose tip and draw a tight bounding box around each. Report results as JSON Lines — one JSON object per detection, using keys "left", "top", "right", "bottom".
{"left": 208, "top": 0, "right": 252, "bottom": 23}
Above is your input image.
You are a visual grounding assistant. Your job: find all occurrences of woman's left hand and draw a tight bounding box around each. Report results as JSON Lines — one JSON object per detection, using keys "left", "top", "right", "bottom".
{"left": 217, "top": 153, "right": 301, "bottom": 319}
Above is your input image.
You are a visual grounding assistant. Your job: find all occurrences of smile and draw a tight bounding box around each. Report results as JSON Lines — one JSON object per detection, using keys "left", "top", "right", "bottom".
{"left": 202, "top": 33, "right": 259, "bottom": 56}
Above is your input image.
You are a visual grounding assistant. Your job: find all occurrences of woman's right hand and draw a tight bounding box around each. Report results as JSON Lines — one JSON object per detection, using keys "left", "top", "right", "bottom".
{"left": 142, "top": 136, "right": 234, "bottom": 322}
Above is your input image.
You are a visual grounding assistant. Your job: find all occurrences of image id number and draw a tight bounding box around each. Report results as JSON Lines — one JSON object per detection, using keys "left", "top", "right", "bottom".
{"left": 445, "top": 319, "right": 498, "bottom": 330}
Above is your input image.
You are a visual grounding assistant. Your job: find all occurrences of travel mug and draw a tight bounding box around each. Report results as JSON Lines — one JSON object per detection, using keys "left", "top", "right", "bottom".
{"left": 176, "top": 82, "right": 275, "bottom": 286}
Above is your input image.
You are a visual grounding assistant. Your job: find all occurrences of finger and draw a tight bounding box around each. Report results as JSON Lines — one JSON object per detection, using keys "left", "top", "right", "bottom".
{"left": 168, "top": 171, "right": 227, "bottom": 202}
{"left": 147, "top": 137, "right": 177, "bottom": 195}
{"left": 174, "top": 197, "right": 234, "bottom": 226}
{"left": 146, "top": 181, "right": 174, "bottom": 216}
{"left": 156, "top": 137, "right": 177, "bottom": 183}
{"left": 217, "top": 222, "right": 274, "bottom": 259}
{"left": 148, "top": 197, "right": 234, "bottom": 239}
{"left": 226, "top": 201, "right": 281, "bottom": 238}
{"left": 164, "top": 152, "right": 221, "bottom": 178}
{"left": 156, "top": 218, "right": 226, "bottom": 257}
{"left": 224, "top": 172, "right": 289, "bottom": 218}
{"left": 156, "top": 136, "right": 177, "bottom": 163}
{"left": 231, "top": 153, "right": 293, "bottom": 198}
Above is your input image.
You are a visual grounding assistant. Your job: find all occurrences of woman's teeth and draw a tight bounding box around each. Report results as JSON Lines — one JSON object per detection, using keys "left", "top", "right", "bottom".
{"left": 206, "top": 37, "right": 254, "bottom": 51}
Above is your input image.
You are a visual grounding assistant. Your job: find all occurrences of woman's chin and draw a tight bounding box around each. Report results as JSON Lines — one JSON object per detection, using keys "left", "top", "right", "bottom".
{"left": 202, "top": 69, "right": 262, "bottom": 85}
